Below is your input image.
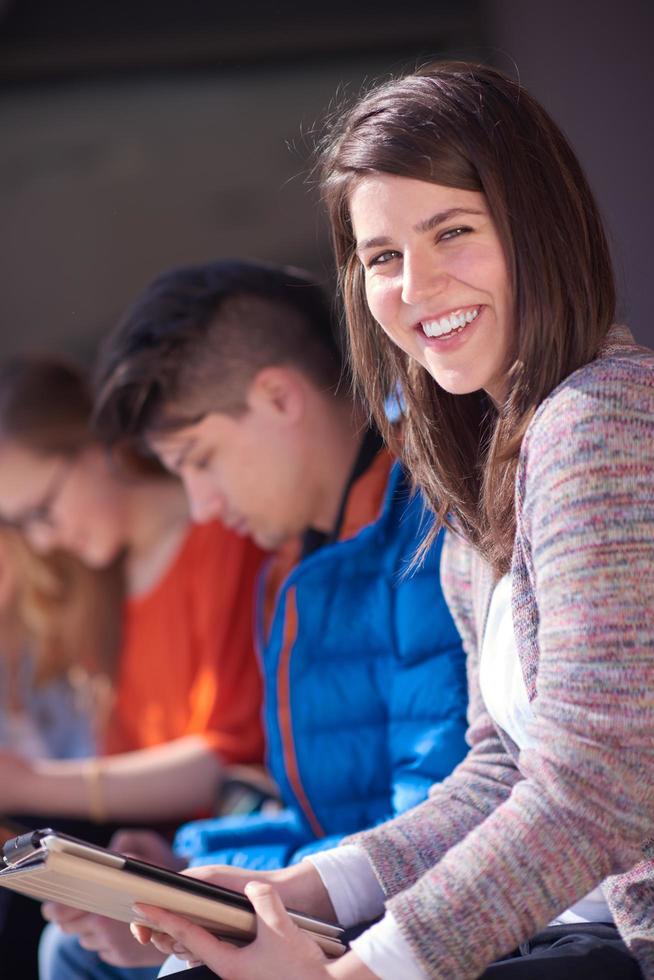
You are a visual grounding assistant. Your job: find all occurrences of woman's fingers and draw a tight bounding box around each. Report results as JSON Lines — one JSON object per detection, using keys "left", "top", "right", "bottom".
{"left": 132, "top": 903, "right": 238, "bottom": 974}
{"left": 129, "top": 922, "right": 152, "bottom": 944}
{"left": 144, "top": 928, "right": 178, "bottom": 957}
{"left": 179, "top": 865, "right": 228, "bottom": 881}
{"left": 130, "top": 884, "right": 329, "bottom": 979}
{"left": 172, "top": 941, "right": 202, "bottom": 964}
{"left": 244, "top": 881, "right": 295, "bottom": 938}
{"left": 245, "top": 881, "right": 328, "bottom": 969}
{"left": 180, "top": 863, "right": 260, "bottom": 887}
{"left": 130, "top": 921, "right": 178, "bottom": 957}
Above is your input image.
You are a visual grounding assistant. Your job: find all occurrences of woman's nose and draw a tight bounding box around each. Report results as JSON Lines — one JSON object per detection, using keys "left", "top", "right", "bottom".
{"left": 401, "top": 251, "right": 448, "bottom": 306}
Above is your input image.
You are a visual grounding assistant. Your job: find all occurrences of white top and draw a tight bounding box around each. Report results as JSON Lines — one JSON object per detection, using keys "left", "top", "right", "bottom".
{"left": 307, "top": 574, "right": 613, "bottom": 978}
{"left": 309, "top": 846, "right": 423, "bottom": 979}
{"left": 478, "top": 574, "right": 612, "bottom": 925}
{"left": 478, "top": 574, "right": 536, "bottom": 749}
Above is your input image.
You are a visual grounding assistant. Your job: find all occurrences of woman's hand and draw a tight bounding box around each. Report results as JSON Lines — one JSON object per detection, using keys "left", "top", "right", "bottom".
{"left": 131, "top": 880, "right": 377, "bottom": 979}
{"left": 131, "top": 880, "right": 331, "bottom": 978}
{"left": 171, "top": 860, "right": 337, "bottom": 923}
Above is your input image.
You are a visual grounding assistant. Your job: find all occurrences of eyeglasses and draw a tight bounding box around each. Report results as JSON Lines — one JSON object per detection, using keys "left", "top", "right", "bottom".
{"left": 1, "top": 456, "right": 76, "bottom": 534}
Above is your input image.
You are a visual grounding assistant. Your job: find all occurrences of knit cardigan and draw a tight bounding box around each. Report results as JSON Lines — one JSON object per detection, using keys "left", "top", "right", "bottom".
{"left": 345, "top": 328, "right": 654, "bottom": 978}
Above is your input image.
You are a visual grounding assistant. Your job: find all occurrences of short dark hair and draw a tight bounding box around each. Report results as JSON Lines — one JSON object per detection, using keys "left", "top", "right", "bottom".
{"left": 94, "top": 260, "right": 344, "bottom": 446}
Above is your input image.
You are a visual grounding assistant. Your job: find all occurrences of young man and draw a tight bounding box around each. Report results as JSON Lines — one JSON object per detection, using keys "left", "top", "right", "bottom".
{"left": 40, "top": 261, "right": 467, "bottom": 979}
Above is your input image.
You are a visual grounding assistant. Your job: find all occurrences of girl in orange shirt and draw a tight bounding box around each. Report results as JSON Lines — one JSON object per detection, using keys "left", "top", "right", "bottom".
{"left": 0, "top": 356, "right": 265, "bottom": 824}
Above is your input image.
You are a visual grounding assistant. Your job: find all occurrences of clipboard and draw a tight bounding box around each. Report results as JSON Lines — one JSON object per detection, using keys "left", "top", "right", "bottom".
{"left": 0, "top": 828, "right": 346, "bottom": 958}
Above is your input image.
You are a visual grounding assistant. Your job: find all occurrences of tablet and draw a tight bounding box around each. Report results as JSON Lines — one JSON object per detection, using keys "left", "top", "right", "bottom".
{"left": 0, "top": 828, "right": 346, "bottom": 957}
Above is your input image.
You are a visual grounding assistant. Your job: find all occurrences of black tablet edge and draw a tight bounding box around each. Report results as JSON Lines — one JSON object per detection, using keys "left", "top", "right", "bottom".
{"left": 122, "top": 857, "right": 346, "bottom": 941}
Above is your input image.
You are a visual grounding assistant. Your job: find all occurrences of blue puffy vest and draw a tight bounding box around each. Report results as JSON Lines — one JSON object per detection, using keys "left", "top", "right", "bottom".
{"left": 175, "top": 452, "right": 467, "bottom": 869}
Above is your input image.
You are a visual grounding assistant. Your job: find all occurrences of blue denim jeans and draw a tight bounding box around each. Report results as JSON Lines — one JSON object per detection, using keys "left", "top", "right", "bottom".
{"left": 39, "top": 923, "right": 161, "bottom": 980}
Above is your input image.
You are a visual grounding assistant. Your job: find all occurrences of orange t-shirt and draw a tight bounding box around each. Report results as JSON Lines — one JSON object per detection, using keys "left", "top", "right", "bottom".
{"left": 104, "top": 521, "right": 265, "bottom": 765}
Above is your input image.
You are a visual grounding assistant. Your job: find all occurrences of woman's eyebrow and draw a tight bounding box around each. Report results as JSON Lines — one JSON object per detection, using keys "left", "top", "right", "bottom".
{"left": 413, "top": 206, "right": 484, "bottom": 234}
{"left": 356, "top": 207, "right": 484, "bottom": 253}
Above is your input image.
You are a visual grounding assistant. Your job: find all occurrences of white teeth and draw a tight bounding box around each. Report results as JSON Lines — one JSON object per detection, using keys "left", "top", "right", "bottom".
{"left": 421, "top": 307, "right": 480, "bottom": 338}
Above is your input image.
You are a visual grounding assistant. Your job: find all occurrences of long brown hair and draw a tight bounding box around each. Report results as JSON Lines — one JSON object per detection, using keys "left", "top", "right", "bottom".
{"left": 320, "top": 62, "right": 616, "bottom": 573}
{"left": 0, "top": 526, "right": 123, "bottom": 688}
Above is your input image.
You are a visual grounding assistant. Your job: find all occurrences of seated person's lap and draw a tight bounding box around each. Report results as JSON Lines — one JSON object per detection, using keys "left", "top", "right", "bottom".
{"left": 479, "top": 924, "right": 643, "bottom": 979}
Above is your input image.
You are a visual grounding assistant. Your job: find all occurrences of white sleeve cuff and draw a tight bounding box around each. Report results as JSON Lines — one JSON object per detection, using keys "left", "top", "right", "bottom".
{"left": 304, "top": 845, "right": 386, "bottom": 927}
{"left": 350, "top": 911, "right": 427, "bottom": 980}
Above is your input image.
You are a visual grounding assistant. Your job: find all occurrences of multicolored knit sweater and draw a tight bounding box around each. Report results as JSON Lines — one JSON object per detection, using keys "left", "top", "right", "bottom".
{"left": 346, "top": 328, "right": 654, "bottom": 978}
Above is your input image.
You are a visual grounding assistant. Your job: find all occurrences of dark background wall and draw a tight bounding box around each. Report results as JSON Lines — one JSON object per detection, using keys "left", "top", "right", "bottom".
{"left": 1, "top": 0, "right": 652, "bottom": 359}
{"left": 486, "top": 0, "right": 654, "bottom": 347}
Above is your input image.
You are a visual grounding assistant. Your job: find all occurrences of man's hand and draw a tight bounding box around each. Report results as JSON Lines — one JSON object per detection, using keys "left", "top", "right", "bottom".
{"left": 42, "top": 903, "right": 165, "bottom": 968}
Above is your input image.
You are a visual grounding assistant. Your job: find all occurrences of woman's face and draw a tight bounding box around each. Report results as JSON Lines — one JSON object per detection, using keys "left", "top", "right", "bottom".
{"left": 349, "top": 174, "right": 512, "bottom": 403}
{"left": 0, "top": 442, "right": 128, "bottom": 567}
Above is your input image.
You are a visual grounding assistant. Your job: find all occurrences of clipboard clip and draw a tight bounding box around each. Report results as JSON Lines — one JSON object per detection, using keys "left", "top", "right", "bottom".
{"left": 2, "top": 828, "right": 52, "bottom": 867}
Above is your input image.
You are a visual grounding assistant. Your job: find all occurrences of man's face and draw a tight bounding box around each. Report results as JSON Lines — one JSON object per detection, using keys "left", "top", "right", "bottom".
{"left": 149, "top": 389, "right": 312, "bottom": 550}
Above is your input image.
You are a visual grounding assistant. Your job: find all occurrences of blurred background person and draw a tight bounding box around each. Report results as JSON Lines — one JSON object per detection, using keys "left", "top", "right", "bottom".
{"left": 0, "top": 356, "right": 266, "bottom": 978}
{"left": 0, "top": 524, "right": 121, "bottom": 979}
{"left": 0, "top": 356, "right": 266, "bottom": 824}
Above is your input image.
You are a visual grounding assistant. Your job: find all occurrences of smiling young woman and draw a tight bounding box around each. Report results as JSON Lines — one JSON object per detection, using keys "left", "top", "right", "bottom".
{"left": 321, "top": 63, "right": 616, "bottom": 576}
{"left": 131, "top": 63, "right": 653, "bottom": 980}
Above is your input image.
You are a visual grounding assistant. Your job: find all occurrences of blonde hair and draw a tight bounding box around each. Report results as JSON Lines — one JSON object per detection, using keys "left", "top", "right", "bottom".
{"left": 0, "top": 527, "right": 123, "bottom": 688}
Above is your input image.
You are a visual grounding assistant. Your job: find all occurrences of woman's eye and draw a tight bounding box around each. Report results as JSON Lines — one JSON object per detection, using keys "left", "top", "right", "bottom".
{"left": 193, "top": 455, "right": 212, "bottom": 472}
{"left": 367, "top": 250, "right": 400, "bottom": 269}
{"left": 439, "top": 226, "right": 472, "bottom": 242}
